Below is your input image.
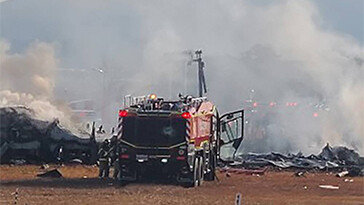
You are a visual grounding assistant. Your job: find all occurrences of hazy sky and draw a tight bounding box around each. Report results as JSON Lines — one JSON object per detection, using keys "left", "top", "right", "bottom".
{"left": 1, "top": 0, "right": 363, "bottom": 57}
{"left": 1, "top": 0, "right": 363, "bottom": 154}
{"left": 314, "top": 0, "right": 363, "bottom": 44}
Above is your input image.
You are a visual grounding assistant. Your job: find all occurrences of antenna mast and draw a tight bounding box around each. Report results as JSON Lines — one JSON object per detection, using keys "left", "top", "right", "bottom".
{"left": 191, "top": 50, "right": 207, "bottom": 97}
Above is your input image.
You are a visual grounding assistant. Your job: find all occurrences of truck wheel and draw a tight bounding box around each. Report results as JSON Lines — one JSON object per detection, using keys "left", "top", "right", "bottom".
{"left": 116, "top": 178, "right": 128, "bottom": 186}
{"left": 205, "top": 152, "right": 216, "bottom": 181}
{"left": 197, "top": 157, "right": 203, "bottom": 186}
{"left": 183, "top": 158, "right": 199, "bottom": 188}
{"left": 194, "top": 158, "right": 200, "bottom": 187}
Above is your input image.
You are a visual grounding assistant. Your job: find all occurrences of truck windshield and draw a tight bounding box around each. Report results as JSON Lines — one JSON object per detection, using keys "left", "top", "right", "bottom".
{"left": 122, "top": 117, "right": 186, "bottom": 147}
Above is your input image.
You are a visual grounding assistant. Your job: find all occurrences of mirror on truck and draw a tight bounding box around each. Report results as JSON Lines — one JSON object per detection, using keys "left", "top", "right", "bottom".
{"left": 218, "top": 109, "right": 244, "bottom": 161}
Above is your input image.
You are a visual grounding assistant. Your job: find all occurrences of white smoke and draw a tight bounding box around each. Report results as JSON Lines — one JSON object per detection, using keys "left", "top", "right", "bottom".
{"left": 127, "top": 1, "right": 364, "bottom": 154}
{"left": 0, "top": 40, "right": 56, "bottom": 97}
{"left": 1, "top": 0, "right": 362, "bottom": 154}
{"left": 0, "top": 40, "right": 74, "bottom": 129}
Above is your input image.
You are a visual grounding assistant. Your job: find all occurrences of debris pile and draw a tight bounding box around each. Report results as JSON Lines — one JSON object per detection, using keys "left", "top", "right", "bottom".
{"left": 0, "top": 106, "right": 98, "bottom": 164}
{"left": 232, "top": 143, "right": 364, "bottom": 176}
{"left": 318, "top": 143, "right": 361, "bottom": 165}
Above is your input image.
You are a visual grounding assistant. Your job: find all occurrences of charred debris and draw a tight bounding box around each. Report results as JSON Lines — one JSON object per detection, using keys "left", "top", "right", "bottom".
{"left": 0, "top": 106, "right": 98, "bottom": 165}
{"left": 223, "top": 143, "right": 364, "bottom": 176}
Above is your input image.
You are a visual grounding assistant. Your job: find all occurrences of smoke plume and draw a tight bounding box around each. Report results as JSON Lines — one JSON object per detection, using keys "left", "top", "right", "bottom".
{"left": 0, "top": 40, "right": 74, "bottom": 129}
{"left": 1, "top": 0, "right": 363, "bottom": 154}
{"left": 128, "top": 1, "right": 364, "bottom": 154}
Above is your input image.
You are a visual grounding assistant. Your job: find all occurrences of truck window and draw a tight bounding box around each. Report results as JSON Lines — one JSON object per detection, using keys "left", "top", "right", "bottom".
{"left": 122, "top": 117, "right": 186, "bottom": 147}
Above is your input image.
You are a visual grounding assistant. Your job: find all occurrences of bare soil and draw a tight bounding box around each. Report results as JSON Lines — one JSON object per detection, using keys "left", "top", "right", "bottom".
{"left": 0, "top": 165, "right": 363, "bottom": 205}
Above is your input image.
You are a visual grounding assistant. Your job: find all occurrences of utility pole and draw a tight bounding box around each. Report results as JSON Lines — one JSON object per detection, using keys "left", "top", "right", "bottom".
{"left": 190, "top": 50, "right": 207, "bottom": 97}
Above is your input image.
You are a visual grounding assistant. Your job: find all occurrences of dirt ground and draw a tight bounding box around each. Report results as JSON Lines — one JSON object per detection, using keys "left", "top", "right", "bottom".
{"left": 0, "top": 165, "right": 363, "bottom": 205}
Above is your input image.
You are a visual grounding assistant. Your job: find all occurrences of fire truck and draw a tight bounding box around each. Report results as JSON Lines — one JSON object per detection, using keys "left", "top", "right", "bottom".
{"left": 115, "top": 51, "right": 244, "bottom": 187}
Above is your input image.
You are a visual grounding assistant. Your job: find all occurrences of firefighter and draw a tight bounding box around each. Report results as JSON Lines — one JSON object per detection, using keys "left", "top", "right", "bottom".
{"left": 108, "top": 135, "right": 120, "bottom": 180}
{"left": 112, "top": 152, "right": 120, "bottom": 180}
{"left": 98, "top": 139, "right": 111, "bottom": 178}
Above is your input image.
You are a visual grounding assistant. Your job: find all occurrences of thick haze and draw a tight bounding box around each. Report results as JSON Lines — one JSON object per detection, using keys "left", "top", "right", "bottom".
{"left": 0, "top": 40, "right": 75, "bottom": 130}
{"left": 1, "top": 0, "right": 363, "bottom": 154}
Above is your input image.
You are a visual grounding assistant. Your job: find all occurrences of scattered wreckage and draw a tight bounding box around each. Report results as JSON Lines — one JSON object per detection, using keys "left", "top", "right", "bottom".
{"left": 223, "top": 143, "right": 364, "bottom": 176}
{"left": 0, "top": 106, "right": 98, "bottom": 164}
{"left": 1, "top": 106, "right": 363, "bottom": 181}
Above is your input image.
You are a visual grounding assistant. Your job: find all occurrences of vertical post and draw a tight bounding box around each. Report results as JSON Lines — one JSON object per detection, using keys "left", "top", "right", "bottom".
{"left": 195, "top": 50, "right": 204, "bottom": 97}
{"left": 90, "top": 121, "right": 96, "bottom": 142}
{"left": 235, "top": 193, "right": 242, "bottom": 205}
{"left": 198, "top": 61, "right": 203, "bottom": 97}
{"left": 216, "top": 112, "right": 220, "bottom": 161}
{"left": 188, "top": 50, "right": 207, "bottom": 97}
{"left": 13, "top": 188, "right": 19, "bottom": 204}
{"left": 241, "top": 110, "right": 244, "bottom": 140}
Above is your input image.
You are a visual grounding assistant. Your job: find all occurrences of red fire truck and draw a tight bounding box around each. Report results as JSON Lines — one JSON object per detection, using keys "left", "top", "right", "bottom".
{"left": 116, "top": 94, "right": 244, "bottom": 187}
{"left": 114, "top": 50, "right": 244, "bottom": 187}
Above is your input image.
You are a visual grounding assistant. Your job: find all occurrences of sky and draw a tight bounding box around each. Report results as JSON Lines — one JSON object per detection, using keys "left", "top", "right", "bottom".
{"left": 1, "top": 0, "right": 363, "bottom": 56}
{"left": 0, "top": 0, "right": 363, "bottom": 154}
{"left": 314, "top": 0, "right": 363, "bottom": 44}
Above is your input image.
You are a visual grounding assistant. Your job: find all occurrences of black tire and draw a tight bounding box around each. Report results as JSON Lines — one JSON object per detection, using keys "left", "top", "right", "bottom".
{"left": 116, "top": 169, "right": 132, "bottom": 186}
{"left": 116, "top": 164, "right": 132, "bottom": 185}
{"left": 116, "top": 179, "right": 128, "bottom": 187}
{"left": 197, "top": 157, "right": 203, "bottom": 186}
{"left": 194, "top": 158, "right": 200, "bottom": 187}
{"left": 205, "top": 152, "right": 216, "bottom": 181}
{"left": 182, "top": 158, "right": 199, "bottom": 188}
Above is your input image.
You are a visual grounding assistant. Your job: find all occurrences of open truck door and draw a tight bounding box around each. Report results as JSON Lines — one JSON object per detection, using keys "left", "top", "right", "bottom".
{"left": 217, "top": 109, "right": 244, "bottom": 162}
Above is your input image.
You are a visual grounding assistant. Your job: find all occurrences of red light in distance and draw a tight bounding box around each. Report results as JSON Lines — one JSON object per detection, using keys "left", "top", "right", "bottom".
{"left": 119, "top": 110, "right": 128, "bottom": 117}
{"left": 286, "top": 102, "right": 298, "bottom": 106}
{"left": 253, "top": 102, "right": 258, "bottom": 107}
{"left": 269, "top": 102, "right": 276, "bottom": 107}
{"left": 181, "top": 112, "right": 191, "bottom": 119}
{"left": 313, "top": 112, "right": 319, "bottom": 117}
